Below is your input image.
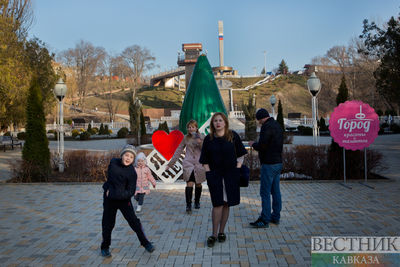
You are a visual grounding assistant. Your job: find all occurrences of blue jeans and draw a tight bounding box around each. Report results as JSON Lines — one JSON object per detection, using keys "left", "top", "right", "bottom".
{"left": 260, "top": 163, "right": 282, "bottom": 222}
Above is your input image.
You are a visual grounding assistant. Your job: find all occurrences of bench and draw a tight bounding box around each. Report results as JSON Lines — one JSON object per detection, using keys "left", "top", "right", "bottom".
{"left": 0, "top": 136, "right": 23, "bottom": 152}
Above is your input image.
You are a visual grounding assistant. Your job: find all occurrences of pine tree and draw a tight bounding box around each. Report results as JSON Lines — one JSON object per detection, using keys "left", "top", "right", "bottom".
{"left": 329, "top": 75, "right": 354, "bottom": 179}
{"left": 242, "top": 94, "right": 257, "bottom": 141}
{"left": 128, "top": 94, "right": 141, "bottom": 135}
{"left": 99, "top": 123, "right": 105, "bottom": 135}
{"left": 276, "top": 100, "right": 284, "bottom": 130}
{"left": 140, "top": 110, "right": 146, "bottom": 136}
{"left": 87, "top": 123, "right": 92, "bottom": 134}
{"left": 336, "top": 76, "right": 349, "bottom": 105}
{"left": 157, "top": 121, "right": 169, "bottom": 133}
{"left": 22, "top": 78, "right": 50, "bottom": 181}
{"left": 278, "top": 59, "right": 289, "bottom": 74}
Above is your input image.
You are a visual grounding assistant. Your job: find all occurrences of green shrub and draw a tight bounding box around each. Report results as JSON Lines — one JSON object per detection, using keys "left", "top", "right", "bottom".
{"left": 86, "top": 124, "right": 97, "bottom": 135}
{"left": 280, "top": 145, "right": 383, "bottom": 180}
{"left": 327, "top": 143, "right": 383, "bottom": 179}
{"left": 318, "top": 117, "right": 329, "bottom": 132}
{"left": 385, "top": 110, "right": 397, "bottom": 116}
{"left": 4, "top": 131, "right": 11, "bottom": 136}
{"left": 79, "top": 131, "right": 91, "bottom": 140}
{"left": 297, "top": 125, "right": 313, "bottom": 135}
{"left": 99, "top": 123, "right": 106, "bottom": 135}
{"left": 104, "top": 125, "right": 110, "bottom": 135}
{"left": 118, "top": 127, "right": 129, "bottom": 138}
{"left": 17, "top": 132, "right": 26, "bottom": 140}
{"left": 390, "top": 123, "right": 400, "bottom": 133}
{"left": 71, "top": 129, "right": 80, "bottom": 138}
{"left": 92, "top": 127, "right": 99, "bottom": 134}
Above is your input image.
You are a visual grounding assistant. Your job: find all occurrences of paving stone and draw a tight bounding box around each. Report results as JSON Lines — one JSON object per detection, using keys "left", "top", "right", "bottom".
{"left": 0, "top": 182, "right": 399, "bottom": 266}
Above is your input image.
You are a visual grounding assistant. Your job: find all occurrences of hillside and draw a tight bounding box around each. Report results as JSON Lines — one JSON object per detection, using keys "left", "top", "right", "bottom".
{"left": 79, "top": 75, "right": 337, "bottom": 119}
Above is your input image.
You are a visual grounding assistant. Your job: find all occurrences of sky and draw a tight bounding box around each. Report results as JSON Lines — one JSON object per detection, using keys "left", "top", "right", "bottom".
{"left": 30, "top": 0, "right": 399, "bottom": 76}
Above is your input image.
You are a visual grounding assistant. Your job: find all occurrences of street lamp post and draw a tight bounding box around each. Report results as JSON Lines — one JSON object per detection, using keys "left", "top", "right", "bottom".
{"left": 54, "top": 78, "right": 68, "bottom": 172}
{"left": 270, "top": 94, "right": 276, "bottom": 119}
{"left": 135, "top": 97, "right": 142, "bottom": 146}
{"left": 307, "top": 72, "right": 321, "bottom": 146}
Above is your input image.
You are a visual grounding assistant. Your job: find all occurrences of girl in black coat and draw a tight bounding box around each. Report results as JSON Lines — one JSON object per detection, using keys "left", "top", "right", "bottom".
{"left": 100, "top": 145, "right": 154, "bottom": 257}
{"left": 199, "top": 112, "right": 247, "bottom": 247}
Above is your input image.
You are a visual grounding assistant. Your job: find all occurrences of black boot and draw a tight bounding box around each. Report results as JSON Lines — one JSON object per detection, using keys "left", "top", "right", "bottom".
{"left": 185, "top": 187, "right": 193, "bottom": 213}
{"left": 194, "top": 186, "right": 202, "bottom": 209}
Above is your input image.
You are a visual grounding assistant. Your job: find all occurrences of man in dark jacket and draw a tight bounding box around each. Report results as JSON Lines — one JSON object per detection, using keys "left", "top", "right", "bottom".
{"left": 100, "top": 144, "right": 154, "bottom": 257}
{"left": 249, "top": 108, "right": 283, "bottom": 228}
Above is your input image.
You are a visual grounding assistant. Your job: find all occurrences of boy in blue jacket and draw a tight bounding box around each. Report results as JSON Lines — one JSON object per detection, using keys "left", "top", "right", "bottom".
{"left": 100, "top": 145, "right": 154, "bottom": 257}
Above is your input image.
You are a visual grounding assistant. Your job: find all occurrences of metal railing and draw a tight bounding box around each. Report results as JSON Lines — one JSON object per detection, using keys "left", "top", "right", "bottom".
{"left": 229, "top": 111, "right": 245, "bottom": 119}
{"left": 44, "top": 115, "right": 400, "bottom": 135}
{"left": 150, "top": 67, "right": 185, "bottom": 80}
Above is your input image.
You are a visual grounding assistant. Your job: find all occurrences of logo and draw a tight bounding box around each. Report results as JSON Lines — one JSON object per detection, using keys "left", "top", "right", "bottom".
{"left": 329, "top": 101, "right": 379, "bottom": 150}
{"left": 311, "top": 236, "right": 400, "bottom": 266}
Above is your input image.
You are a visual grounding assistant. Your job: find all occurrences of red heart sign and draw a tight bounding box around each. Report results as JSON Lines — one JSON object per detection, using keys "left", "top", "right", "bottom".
{"left": 152, "top": 130, "right": 184, "bottom": 161}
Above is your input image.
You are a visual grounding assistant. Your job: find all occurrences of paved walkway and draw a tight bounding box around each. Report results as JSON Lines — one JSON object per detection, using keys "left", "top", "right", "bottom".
{"left": 0, "top": 181, "right": 399, "bottom": 266}
{"left": 0, "top": 135, "right": 399, "bottom": 266}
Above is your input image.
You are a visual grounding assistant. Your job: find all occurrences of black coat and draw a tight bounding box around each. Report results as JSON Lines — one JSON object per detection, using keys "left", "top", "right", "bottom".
{"left": 199, "top": 131, "right": 247, "bottom": 207}
{"left": 102, "top": 158, "right": 137, "bottom": 200}
{"left": 252, "top": 118, "right": 283, "bottom": 164}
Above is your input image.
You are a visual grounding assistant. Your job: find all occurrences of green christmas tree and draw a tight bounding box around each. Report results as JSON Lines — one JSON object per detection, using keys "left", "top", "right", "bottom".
{"left": 22, "top": 78, "right": 50, "bottom": 181}
{"left": 179, "top": 55, "right": 227, "bottom": 134}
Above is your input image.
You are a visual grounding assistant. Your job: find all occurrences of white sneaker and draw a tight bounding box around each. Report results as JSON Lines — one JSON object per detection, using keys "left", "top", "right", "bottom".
{"left": 136, "top": 205, "right": 142, "bottom": 213}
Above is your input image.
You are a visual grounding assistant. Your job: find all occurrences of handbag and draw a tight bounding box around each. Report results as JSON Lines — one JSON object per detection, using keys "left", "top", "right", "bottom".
{"left": 239, "top": 164, "right": 250, "bottom": 187}
{"left": 233, "top": 134, "right": 250, "bottom": 187}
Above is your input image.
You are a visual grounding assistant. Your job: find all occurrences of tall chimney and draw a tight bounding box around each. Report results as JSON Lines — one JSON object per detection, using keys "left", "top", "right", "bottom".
{"left": 218, "top": 20, "right": 224, "bottom": 67}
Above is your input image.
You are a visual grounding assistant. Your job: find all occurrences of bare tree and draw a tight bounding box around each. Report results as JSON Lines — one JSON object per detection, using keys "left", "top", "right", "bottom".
{"left": 349, "top": 37, "right": 382, "bottom": 107}
{"left": 310, "top": 40, "right": 386, "bottom": 114}
{"left": 58, "top": 40, "right": 106, "bottom": 109}
{"left": 121, "top": 45, "right": 156, "bottom": 87}
{"left": 111, "top": 56, "right": 132, "bottom": 80}
{"left": 0, "top": 0, "right": 34, "bottom": 38}
{"left": 325, "top": 46, "right": 353, "bottom": 73}
{"left": 98, "top": 53, "right": 121, "bottom": 122}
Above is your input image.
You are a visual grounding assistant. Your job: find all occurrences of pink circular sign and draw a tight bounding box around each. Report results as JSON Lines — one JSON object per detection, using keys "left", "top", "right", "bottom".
{"left": 329, "top": 100, "right": 379, "bottom": 150}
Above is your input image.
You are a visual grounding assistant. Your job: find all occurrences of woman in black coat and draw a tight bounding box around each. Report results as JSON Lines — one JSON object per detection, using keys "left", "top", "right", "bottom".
{"left": 199, "top": 112, "right": 247, "bottom": 247}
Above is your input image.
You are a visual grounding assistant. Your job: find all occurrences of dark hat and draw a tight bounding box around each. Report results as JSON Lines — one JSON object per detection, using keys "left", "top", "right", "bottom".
{"left": 256, "top": 108, "right": 270, "bottom": 120}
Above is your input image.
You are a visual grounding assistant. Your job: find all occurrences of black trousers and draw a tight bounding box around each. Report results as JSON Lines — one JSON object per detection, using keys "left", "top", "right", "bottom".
{"left": 101, "top": 197, "right": 149, "bottom": 249}
{"left": 134, "top": 193, "right": 145, "bottom": 205}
